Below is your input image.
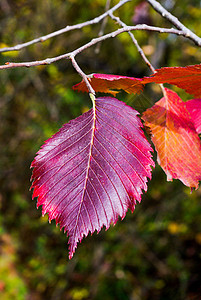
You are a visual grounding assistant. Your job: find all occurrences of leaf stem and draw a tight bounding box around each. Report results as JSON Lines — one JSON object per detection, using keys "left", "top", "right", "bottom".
{"left": 89, "top": 93, "right": 96, "bottom": 110}
{"left": 71, "top": 56, "right": 95, "bottom": 96}
{"left": 109, "top": 13, "right": 166, "bottom": 94}
{"left": 109, "top": 12, "right": 155, "bottom": 73}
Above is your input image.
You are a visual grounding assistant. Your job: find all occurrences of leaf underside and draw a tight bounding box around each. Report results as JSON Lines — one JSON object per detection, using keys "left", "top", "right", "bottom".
{"left": 73, "top": 64, "right": 201, "bottom": 98}
{"left": 73, "top": 73, "right": 145, "bottom": 95}
{"left": 145, "top": 64, "right": 201, "bottom": 98}
{"left": 31, "top": 96, "right": 154, "bottom": 259}
{"left": 142, "top": 88, "right": 201, "bottom": 189}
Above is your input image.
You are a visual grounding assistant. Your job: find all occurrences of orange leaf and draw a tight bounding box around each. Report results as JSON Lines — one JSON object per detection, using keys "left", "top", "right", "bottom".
{"left": 144, "top": 64, "right": 201, "bottom": 98}
{"left": 73, "top": 73, "right": 145, "bottom": 95}
{"left": 142, "top": 88, "right": 201, "bottom": 189}
{"left": 73, "top": 64, "right": 201, "bottom": 97}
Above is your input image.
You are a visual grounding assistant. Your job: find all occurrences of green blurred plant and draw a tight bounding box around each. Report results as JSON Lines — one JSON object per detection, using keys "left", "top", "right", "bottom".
{"left": 0, "top": 0, "right": 201, "bottom": 299}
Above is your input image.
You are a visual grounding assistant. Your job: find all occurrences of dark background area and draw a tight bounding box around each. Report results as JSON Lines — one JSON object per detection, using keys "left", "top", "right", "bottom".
{"left": 0, "top": 0, "right": 201, "bottom": 299}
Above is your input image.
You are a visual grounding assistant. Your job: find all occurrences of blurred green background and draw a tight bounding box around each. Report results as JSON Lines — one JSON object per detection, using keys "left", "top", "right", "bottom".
{"left": 0, "top": 0, "right": 201, "bottom": 299}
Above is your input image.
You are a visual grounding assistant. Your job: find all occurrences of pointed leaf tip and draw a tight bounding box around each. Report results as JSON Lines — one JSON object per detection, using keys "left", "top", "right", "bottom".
{"left": 31, "top": 96, "right": 154, "bottom": 258}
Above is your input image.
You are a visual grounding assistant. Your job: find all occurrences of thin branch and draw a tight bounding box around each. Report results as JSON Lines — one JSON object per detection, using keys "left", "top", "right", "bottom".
{"left": 0, "top": 25, "right": 192, "bottom": 70}
{"left": 146, "top": 0, "right": 201, "bottom": 46}
{"left": 109, "top": 13, "right": 155, "bottom": 73}
{"left": 70, "top": 56, "right": 95, "bottom": 95}
{"left": 0, "top": 0, "right": 130, "bottom": 53}
{"left": 109, "top": 14, "right": 169, "bottom": 94}
{"left": 95, "top": 0, "right": 111, "bottom": 54}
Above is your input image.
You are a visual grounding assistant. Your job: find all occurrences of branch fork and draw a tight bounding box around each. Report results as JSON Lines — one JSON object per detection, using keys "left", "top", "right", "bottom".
{"left": 0, "top": 0, "right": 200, "bottom": 94}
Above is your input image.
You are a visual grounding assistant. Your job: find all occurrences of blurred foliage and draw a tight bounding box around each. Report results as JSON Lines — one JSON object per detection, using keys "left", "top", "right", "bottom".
{"left": 0, "top": 0, "right": 201, "bottom": 299}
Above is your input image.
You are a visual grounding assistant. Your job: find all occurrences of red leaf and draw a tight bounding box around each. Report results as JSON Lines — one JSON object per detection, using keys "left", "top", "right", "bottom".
{"left": 73, "top": 73, "right": 145, "bottom": 95}
{"left": 31, "top": 96, "right": 154, "bottom": 259}
{"left": 142, "top": 88, "right": 201, "bottom": 189}
{"left": 73, "top": 64, "right": 201, "bottom": 98}
{"left": 145, "top": 64, "right": 201, "bottom": 97}
{"left": 186, "top": 98, "right": 201, "bottom": 134}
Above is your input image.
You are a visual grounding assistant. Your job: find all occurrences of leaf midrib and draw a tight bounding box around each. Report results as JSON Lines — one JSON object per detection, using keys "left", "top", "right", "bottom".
{"left": 72, "top": 101, "right": 96, "bottom": 243}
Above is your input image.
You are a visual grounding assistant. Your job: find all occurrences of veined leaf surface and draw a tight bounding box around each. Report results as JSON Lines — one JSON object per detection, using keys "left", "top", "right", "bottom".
{"left": 73, "top": 64, "right": 201, "bottom": 98}
{"left": 186, "top": 98, "right": 201, "bottom": 134}
{"left": 145, "top": 64, "right": 201, "bottom": 98}
{"left": 73, "top": 73, "right": 145, "bottom": 95}
{"left": 142, "top": 88, "right": 201, "bottom": 189}
{"left": 31, "top": 96, "right": 154, "bottom": 259}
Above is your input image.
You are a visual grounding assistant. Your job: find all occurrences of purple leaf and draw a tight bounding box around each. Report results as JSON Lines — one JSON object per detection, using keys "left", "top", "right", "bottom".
{"left": 31, "top": 96, "right": 154, "bottom": 259}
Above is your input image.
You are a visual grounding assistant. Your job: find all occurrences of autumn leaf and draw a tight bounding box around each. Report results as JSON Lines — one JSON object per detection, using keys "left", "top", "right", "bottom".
{"left": 144, "top": 64, "right": 201, "bottom": 98}
{"left": 73, "top": 73, "right": 145, "bottom": 95}
{"left": 186, "top": 98, "right": 201, "bottom": 134}
{"left": 142, "top": 88, "right": 201, "bottom": 189}
{"left": 73, "top": 64, "right": 201, "bottom": 98}
{"left": 31, "top": 96, "right": 154, "bottom": 259}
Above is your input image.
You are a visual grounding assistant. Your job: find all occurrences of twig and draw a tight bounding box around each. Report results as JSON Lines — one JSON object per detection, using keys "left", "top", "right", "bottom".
{"left": 0, "top": 25, "right": 193, "bottom": 70}
{"left": 146, "top": 0, "right": 201, "bottom": 46}
{"left": 70, "top": 56, "right": 95, "bottom": 95}
{"left": 110, "top": 14, "right": 167, "bottom": 94}
{"left": 109, "top": 13, "right": 155, "bottom": 73}
{"left": 95, "top": 0, "right": 111, "bottom": 54}
{"left": 0, "top": 0, "right": 130, "bottom": 53}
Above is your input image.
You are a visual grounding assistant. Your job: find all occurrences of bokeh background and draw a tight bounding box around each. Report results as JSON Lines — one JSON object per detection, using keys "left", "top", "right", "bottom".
{"left": 0, "top": 0, "right": 201, "bottom": 299}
